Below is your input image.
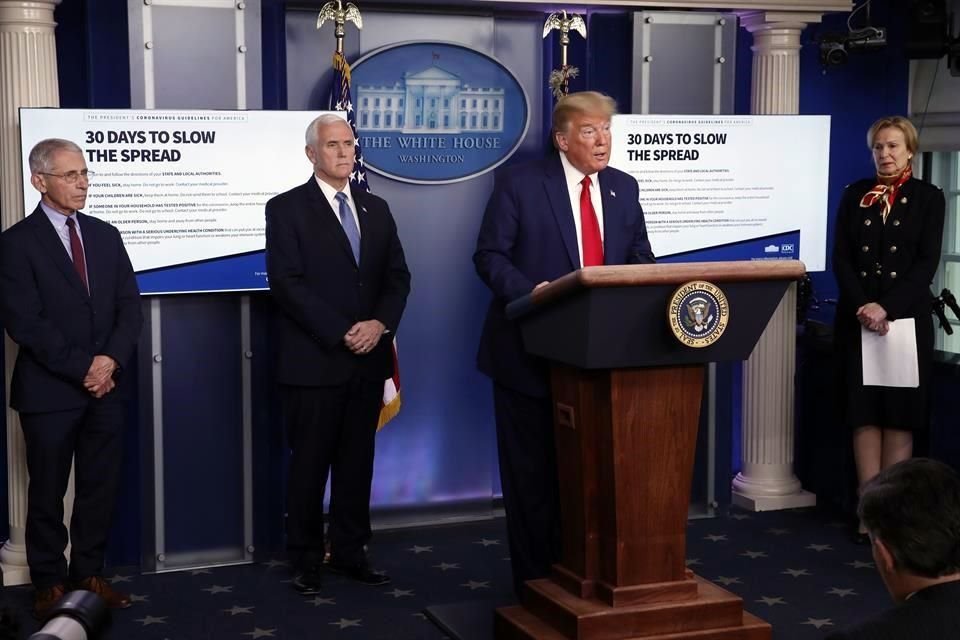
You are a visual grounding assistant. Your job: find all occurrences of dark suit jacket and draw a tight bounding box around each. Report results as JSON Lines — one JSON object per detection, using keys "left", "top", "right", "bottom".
{"left": 0, "top": 207, "right": 143, "bottom": 413}
{"left": 825, "top": 580, "right": 960, "bottom": 640}
{"left": 831, "top": 177, "right": 945, "bottom": 427}
{"left": 265, "top": 177, "right": 410, "bottom": 386}
{"left": 474, "top": 153, "right": 655, "bottom": 397}
{"left": 833, "top": 177, "right": 945, "bottom": 323}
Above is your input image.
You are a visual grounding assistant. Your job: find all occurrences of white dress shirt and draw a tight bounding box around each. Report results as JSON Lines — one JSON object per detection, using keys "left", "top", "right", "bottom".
{"left": 315, "top": 176, "right": 361, "bottom": 237}
{"left": 558, "top": 151, "right": 604, "bottom": 268}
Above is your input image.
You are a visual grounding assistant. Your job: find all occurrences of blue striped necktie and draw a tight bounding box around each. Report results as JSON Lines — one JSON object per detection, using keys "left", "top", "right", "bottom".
{"left": 335, "top": 191, "right": 360, "bottom": 263}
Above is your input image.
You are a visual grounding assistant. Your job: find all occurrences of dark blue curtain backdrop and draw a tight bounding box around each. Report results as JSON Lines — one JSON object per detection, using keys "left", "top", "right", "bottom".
{"left": 0, "top": 1, "right": 915, "bottom": 564}
{"left": 261, "top": 0, "right": 288, "bottom": 110}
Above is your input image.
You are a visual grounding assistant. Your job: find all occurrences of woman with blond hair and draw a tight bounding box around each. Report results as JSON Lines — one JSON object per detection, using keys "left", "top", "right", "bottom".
{"left": 832, "top": 116, "right": 945, "bottom": 544}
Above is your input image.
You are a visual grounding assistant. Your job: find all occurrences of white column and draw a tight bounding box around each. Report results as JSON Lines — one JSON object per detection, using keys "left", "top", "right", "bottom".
{"left": 731, "top": 12, "right": 819, "bottom": 511}
{"left": 0, "top": 0, "right": 62, "bottom": 585}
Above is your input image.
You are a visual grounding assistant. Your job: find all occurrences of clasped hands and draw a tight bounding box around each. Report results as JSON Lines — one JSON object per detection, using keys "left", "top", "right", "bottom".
{"left": 344, "top": 319, "right": 386, "bottom": 355}
{"left": 84, "top": 355, "right": 118, "bottom": 398}
{"left": 857, "top": 302, "right": 889, "bottom": 336}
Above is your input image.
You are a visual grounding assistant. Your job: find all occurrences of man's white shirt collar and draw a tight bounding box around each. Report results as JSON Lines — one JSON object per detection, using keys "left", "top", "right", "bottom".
{"left": 315, "top": 176, "right": 356, "bottom": 212}
{"left": 557, "top": 151, "right": 604, "bottom": 268}
{"left": 558, "top": 151, "right": 599, "bottom": 193}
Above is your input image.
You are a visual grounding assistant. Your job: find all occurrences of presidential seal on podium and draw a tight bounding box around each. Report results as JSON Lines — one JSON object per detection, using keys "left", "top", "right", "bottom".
{"left": 668, "top": 280, "right": 729, "bottom": 348}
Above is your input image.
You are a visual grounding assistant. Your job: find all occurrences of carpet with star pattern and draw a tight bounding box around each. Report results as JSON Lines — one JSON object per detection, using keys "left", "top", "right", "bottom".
{"left": 0, "top": 507, "right": 886, "bottom": 639}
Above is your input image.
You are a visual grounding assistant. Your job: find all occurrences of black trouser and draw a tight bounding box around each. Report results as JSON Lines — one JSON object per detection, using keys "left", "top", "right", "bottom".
{"left": 20, "top": 400, "right": 125, "bottom": 589}
{"left": 493, "top": 383, "right": 561, "bottom": 597}
{"left": 282, "top": 378, "right": 381, "bottom": 570}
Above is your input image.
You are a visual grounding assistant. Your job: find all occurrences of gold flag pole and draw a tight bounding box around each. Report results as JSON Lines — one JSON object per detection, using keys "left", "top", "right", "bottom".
{"left": 317, "top": 0, "right": 364, "bottom": 53}
{"left": 543, "top": 10, "right": 587, "bottom": 99}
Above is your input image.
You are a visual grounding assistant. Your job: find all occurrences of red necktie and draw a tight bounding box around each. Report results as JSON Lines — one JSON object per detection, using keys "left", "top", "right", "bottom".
{"left": 579, "top": 175, "right": 603, "bottom": 267}
{"left": 65, "top": 217, "right": 89, "bottom": 292}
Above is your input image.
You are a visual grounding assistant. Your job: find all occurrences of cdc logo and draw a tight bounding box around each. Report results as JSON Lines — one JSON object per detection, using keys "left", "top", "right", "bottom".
{"left": 351, "top": 42, "right": 530, "bottom": 184}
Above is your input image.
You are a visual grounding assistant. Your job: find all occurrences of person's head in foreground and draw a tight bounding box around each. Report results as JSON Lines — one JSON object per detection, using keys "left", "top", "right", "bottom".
{"left": 858, "top": 457, "right": 960, "bottom": 602}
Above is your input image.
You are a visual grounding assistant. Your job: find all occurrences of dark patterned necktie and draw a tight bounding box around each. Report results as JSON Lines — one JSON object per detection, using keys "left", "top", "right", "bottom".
{"left": 65, "top": 217, "right": 88, "bottom": 292}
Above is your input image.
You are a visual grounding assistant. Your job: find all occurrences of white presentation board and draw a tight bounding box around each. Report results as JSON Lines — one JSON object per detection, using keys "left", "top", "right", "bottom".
{"left": 19, "top": 108, "right": 336, "bottom": 294}
{"left": 609, "top": 115, "right": 830, "bottom": 271}
{"left": 19, "top": 110, "right": 831, "bottom": 294}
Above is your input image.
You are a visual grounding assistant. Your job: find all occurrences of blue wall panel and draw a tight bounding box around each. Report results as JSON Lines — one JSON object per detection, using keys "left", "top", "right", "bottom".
{"left": 250, "top": 298, "right": 286, "bottom": 555}
{"left": 160, "top": 296, "right": 245, "bottom": 556}
{"left": 106, "top": 351, "right": 144, "bottom": 567}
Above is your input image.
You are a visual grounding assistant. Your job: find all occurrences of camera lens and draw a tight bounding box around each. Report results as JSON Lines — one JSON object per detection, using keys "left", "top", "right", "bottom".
{"left": 28, "top": 591, "right": 108, "bottom": 640}
{"left": 827, "top": 44, "right": 847, "bottom": 65}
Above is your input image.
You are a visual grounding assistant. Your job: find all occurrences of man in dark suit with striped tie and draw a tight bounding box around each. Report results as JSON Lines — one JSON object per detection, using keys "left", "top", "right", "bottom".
{"left": 265, "top": 114, "right": 410, "bottom": 594}
{"left": 0, "top": 138, "right": 143, "bottom": 618}
{"left": 827, "top": 458, "right": 960, "bottom": 639}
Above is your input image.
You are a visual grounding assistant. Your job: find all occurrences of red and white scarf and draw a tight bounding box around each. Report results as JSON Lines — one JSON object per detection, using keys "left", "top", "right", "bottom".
{"left": 859, "top": 164, "right": 912, "bottom": 223}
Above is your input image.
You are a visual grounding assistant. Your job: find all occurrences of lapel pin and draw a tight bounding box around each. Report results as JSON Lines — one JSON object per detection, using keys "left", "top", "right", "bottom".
{"left": 900, "top": 197, "right": 907, "bottom": 204}
{"left": 610, "top": 190, "right": 616, "bottom": 198}
{"left": 361, "top": 206, "right": 368, "bottom": 212}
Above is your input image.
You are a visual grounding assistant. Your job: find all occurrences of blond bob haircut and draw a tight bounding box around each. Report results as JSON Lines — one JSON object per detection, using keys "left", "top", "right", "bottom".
{"left": 867, "top": 116, "right": 919, "bottom": 156}
{"left": 552, "top": 91, "right": 618, "bottom": 142}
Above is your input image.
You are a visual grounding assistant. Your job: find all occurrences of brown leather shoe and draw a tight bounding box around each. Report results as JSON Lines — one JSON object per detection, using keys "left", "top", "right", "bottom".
{"left": 74, "top": 575, "right": 132, "bottom": 609}
{"left": 34, "top": 584, "right": 66, "bottom": 620}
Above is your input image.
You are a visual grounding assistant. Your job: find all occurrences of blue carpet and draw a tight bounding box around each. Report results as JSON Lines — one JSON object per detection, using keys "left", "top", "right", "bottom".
{"left": 2, "top": 507, "right": 887, "bottom": 639}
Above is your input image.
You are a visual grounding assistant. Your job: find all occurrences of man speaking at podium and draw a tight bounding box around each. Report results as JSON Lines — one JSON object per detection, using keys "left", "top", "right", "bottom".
{"left": 474, "top": 91, "right": 655, "bottom": 596}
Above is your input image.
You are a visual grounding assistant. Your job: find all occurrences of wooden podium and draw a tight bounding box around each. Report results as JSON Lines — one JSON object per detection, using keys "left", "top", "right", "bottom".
{"left": 496, "top": 261, "right": 805, "bottom": 640}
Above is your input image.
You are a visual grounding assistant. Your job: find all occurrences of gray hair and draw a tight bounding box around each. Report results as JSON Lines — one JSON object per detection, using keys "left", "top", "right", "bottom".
{"left": 305, "top": 114, "right": 351, "bottom": 147}
{"left": 29, "top": 138, "right": 83, "bottom": 174}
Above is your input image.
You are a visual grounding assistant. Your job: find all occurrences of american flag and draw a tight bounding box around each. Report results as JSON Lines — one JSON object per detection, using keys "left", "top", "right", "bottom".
{"left": 329, "top": 50, "right": 370, "bottom": 193}
{"left": 329, "top": 50, "right": 401, "bottom": 430}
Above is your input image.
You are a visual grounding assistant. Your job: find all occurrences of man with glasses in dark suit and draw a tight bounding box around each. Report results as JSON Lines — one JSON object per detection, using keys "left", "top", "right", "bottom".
{"left": 0, "top": 138, "right": 143, "bottom": 618}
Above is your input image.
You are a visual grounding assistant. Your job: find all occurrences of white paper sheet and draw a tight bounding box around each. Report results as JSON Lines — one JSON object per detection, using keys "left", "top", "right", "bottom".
{"left": 861, "top": 319, "right": 919, "bottom": 388}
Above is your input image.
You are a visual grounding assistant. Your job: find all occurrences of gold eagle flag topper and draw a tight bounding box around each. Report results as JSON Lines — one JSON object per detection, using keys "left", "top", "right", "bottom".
{"left": 543, "top": 10, "right": 587, "bottom": 99}
{"left": 317, "top": 0, "right": 363, "bottom": 53}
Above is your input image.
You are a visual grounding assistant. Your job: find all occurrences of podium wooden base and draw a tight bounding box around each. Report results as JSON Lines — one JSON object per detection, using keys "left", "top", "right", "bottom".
{"left": 495, "top": 575, "right": 771, "bottom": 640}
{"left": 498, "top": 263, "right": 800, "bottom": 640}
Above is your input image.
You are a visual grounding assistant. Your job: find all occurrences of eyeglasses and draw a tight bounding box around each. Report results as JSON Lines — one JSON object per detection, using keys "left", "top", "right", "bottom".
{"left": 39, "top": 170, "right": 95, "bottom": 184}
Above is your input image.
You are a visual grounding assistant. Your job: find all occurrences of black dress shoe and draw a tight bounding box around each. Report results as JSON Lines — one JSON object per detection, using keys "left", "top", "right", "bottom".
{"left": 327, "top": 561, "right": 390, "bottom": 586}
{"left": 33, "top": 584, "right": 66, "bottom": 620}
{"left": 292, "top": 567, "right": 323, "bottom": 595}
